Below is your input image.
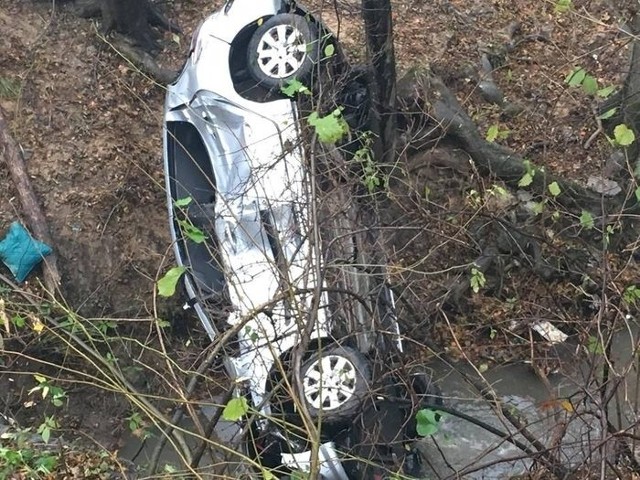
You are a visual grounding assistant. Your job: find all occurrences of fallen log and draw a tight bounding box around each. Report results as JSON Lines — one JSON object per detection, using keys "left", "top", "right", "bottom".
{"left": 0, "top": 105, "right": 61, "bottom": 295}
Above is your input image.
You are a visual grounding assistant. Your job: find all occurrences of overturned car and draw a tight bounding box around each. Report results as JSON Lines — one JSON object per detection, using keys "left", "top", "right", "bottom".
{"left": 163, "top": 0, "right": 439, "bottom": 477}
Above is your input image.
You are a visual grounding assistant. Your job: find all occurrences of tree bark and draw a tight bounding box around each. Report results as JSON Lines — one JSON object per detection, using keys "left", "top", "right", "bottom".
{"left": 0, "top": 106, "right": 61, "bottom": 295}
{"left": 111, "top": 35, "right": 177, "bottom": 84}
{"left": 361, "top": 0, "right": 397, "bottom": 167}
{"left": 619, "top": 10, "right": 640, "bottom": 171}
{"left": 74, "top": 0, "right": 179, "bottom": 82}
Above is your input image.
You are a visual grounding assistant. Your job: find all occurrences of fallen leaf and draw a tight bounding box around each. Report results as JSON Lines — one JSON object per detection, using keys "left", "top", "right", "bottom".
{"left": 30, "top": 314, "right": 45, "bottom": 334}
{"left": 0, "top": 298, "right": 9, "bottom": 334}
{"left": 560, "top": 399, "right": 574, "bottom": 412}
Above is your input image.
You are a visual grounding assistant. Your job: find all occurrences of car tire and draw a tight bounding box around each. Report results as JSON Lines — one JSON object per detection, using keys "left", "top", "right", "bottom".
{"left": 300, "top": 345, "right": 371, "bottom": 424}
{"left": 247, "top": 14, "right": 319, "bottom": 88}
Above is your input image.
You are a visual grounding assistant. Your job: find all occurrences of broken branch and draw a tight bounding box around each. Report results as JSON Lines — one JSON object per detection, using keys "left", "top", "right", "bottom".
{"left": 0, "top": 105, "right": 61, "bottom": 295}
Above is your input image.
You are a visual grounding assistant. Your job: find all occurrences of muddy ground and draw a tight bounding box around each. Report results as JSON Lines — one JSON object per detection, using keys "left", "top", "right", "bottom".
{"left": 1, "top": 0, "right": 639, "bottom": 475}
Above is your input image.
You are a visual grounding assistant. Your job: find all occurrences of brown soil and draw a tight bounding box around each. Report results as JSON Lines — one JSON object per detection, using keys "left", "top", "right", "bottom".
{"left": 0, "top": 0, "right": 628, "bottom": 319}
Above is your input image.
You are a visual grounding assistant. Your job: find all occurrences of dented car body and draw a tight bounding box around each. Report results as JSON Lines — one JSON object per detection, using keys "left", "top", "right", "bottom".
{"left": 163, "top": 0, "right": 436, "bottom": 477}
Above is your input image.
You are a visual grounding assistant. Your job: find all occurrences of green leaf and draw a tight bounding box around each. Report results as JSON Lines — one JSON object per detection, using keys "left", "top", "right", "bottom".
{"left": 157, "top": 266, "right": 186, "bottom": 297}
{"left": 34, "top": 454, "right": 57, "bottom": 474}
{"left": 222, "top": 397, "right": 249, "bottom": 421}
{"left": 308, "top": 108, "right": 349, "bottom": 144}
{"left": 518, "top": 172, "right": 533, "bottom": 187}
{"left": 498, "top": 128, "right": 510, "bottom": 140}
{"left": 156, "top": 318, "right": 171, "bottom": 328}
{"left": 486, "top": 124, "right": 499, "bottom": 142}
{"left": 421, "top": 408, "right": 439, "bottom": 423}
{"left": 415, "top": 409, "right": 445, "bottom": 437}
{"left": 579, "top": 210, "right": 594, "bottom": 229}
{"left": 565, "top": 67, "right": 586, "bottom": 87}
{"left": 554, "top": 0, "right": 572, "bottom": 13}
{"left": 582, "top": 75, "right": 598, "bottom": 95}
{"left": 614, "top": 124, "right": 635, "bottom": 146}
{"left": 418, "top": 422, "right": 438, "bottom": 436}
{"left": 623, "top": 285, "right": 640, "bottom": 306}
{"left": 487, "top": 184, "right": 508, "bottom": 197}
{"left": 281, "top": 78, "right": 310, "bottom": 97}
{"left": 324, "top": 43, "right": 335, "bottom": 58}
{"left": 635, "top": 186, "right": 640, "bottom": 202}
{"left": 624, "top": 286, "right": 640, "bottom": 305}
{"left": 548, "top": 181, "right": 561, "bottom": 197}
{"left": 128, "top": 412, "right": 142, "bottom": 431}
{"left": 597, "top": 85, "right": 615, "bottom": 98}
{"left": 173, "top": 196, "right": 192, "bottom": 208}
{"left": 597, "top": 107, "right": 617, "bottom": 120}
{"left": 262, "top": 469, "right": 276, "bottom": 480}
{"left": 470, "top": 267, "right": 486, "bottom": 293}
{"left": 485, "top": 125, "right": 509, "bottom": 142}
{"left": 532, "top": 200, "right": 546, "bottom": 215}
{"left": 586, "top": 335, "right": 604, "bottom": 354}
{"left": 37, "top": 417, "right": 58, "bottom": 444}
{"left": 177, "top": 219, "right": 206, "bottom": 244}
{"left": 12, "top": 314, "right": 25, "bottom": 328}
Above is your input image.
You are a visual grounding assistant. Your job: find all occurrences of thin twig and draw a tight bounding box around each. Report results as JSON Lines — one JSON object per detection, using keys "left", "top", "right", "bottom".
{"left": 584, "top": 104, "right": 604, "bottom": 150}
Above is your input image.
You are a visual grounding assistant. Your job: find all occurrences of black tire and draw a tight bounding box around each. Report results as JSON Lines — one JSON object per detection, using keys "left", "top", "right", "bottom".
{"left": 300, "top": 345, "right": 371, "bottom": 424}
{"left": 247, "top": 13, "right": 319, "bottom": 88}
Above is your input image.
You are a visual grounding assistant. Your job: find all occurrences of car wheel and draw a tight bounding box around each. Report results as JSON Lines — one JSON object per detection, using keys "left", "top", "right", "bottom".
{"left": 247, "top": 14, "right": 319, "bottom": 88}
{"left": 301, "top": 345, "right": 371, "bottom": 424}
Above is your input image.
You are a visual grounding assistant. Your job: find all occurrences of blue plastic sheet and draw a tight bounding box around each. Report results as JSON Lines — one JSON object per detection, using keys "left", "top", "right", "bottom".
{"left": 0, "top": 222, "right": 52, "bottom": 282}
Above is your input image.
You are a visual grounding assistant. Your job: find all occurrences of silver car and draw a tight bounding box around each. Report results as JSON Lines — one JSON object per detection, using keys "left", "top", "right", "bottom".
{"left": 163, "top": 0, "right": 435, "bottom": 477}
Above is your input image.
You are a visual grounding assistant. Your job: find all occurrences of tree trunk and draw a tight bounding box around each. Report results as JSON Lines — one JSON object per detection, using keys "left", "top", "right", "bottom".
{"left": 75, "top": 0, "right": 179, "bottom": 82}
{"left": 76, "top": 0, "right": 179, "bottom": 52}
{"left": 620, "top": 11, "right": 640, "bottom": 171}
{"left": 361, "top": 0, "right": 397, "bottom": 167}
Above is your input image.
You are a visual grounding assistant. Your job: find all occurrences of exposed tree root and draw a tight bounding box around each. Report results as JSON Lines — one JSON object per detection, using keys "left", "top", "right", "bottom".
{"left": 110, "top": 35, "right": 178, "bottom": 84}
{"left": 397, "top": 69, "right": 604, "bottom": 213}
{"left": 75, "top": 0, "right": 179, "bottom": 84}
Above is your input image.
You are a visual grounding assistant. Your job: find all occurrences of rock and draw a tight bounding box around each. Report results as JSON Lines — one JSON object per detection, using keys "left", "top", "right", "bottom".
{"left": 501, "top": 101, "right": 525, "bottom": 118}
{"left": 603, "top": 150, "right": 625, "bottom": 177}
{"left": 516, "top": 190, "right": 534, "bottom": 202}
{"left": 586, "top": 176, "right": 621, "bottom": 196}
{"left": 478, "top": 79, "right": 504, "bottom": 105}
{"left": 531, "top": 320, "right": 568, "bottom": 344}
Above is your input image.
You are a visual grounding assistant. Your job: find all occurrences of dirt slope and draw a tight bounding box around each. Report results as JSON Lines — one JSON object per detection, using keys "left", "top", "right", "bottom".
{"left": 0, "top": 0, "right": 626, "bottom": 317}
